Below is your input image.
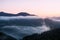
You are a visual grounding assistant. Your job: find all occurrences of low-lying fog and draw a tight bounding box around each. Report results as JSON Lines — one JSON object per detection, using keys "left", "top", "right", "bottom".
{"left": 2, "top": 25, "right": 50, "bottom": 39}
{"left": 1, "top": 16, "right": 60, "bottom": 40}
{"left": 0, "top": 16, "right": 40, "bottom": 20}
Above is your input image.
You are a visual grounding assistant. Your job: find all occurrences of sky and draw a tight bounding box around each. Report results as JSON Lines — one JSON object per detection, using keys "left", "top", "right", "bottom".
{"left": 0, "top": 0, "right": 60, "bottom": 18}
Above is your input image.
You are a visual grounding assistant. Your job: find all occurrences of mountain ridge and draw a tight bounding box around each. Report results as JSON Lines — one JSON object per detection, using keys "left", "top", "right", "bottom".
{"left": 0, "top": 12, "right": 36, "bottom": 16}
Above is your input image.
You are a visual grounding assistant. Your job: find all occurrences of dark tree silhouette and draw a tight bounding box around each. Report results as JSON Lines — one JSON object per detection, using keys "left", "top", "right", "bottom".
{"left": 23, "top": 33, "right": 41, "bottom": 40}
{"left": 23, "top": 28, "right": 60, "bottom": 40}
{"left": 0, "top": 32, "right": 17, "bottom": 40}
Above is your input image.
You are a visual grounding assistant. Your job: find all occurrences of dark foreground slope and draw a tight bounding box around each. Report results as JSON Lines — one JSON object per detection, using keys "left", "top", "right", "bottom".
{"left": 23, "top": 28, "right": 60, "bottom": 40}
{"left": 0, "top": 32, "right": 16, "bottom": 40}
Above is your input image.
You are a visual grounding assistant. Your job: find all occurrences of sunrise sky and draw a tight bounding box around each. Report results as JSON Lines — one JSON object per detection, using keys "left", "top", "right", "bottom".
{"left": 0, "top": 0, "right": 60, "bottom": 18}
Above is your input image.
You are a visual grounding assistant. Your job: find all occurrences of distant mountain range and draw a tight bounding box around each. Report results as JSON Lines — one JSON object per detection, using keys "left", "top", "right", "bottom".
{"left": 0, "top": 12, "right": 36, "bottom": 16}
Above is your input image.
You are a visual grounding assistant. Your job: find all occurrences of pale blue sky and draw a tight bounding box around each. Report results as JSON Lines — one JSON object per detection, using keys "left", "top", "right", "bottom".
{"left": 0, "top": 0, "right": 60, "bottom": 17}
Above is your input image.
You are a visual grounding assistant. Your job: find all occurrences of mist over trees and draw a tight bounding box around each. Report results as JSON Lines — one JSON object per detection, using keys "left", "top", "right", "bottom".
{"left": 0, "top": 11, "right": 60, "bottom": 40}
{"left": 44, "top": 18, "right": 60, "bottom": 29}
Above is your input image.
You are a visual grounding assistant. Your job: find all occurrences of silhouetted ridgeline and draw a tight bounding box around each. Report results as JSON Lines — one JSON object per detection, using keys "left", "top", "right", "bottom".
{"left": 23, "top": 28, "right": 60, "bottom": 40}
{"left": 0, "top": 12, "right": 43, "bottom": 26}
{"left": 0, "top": 12, "right": 35, "bottom": 16}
